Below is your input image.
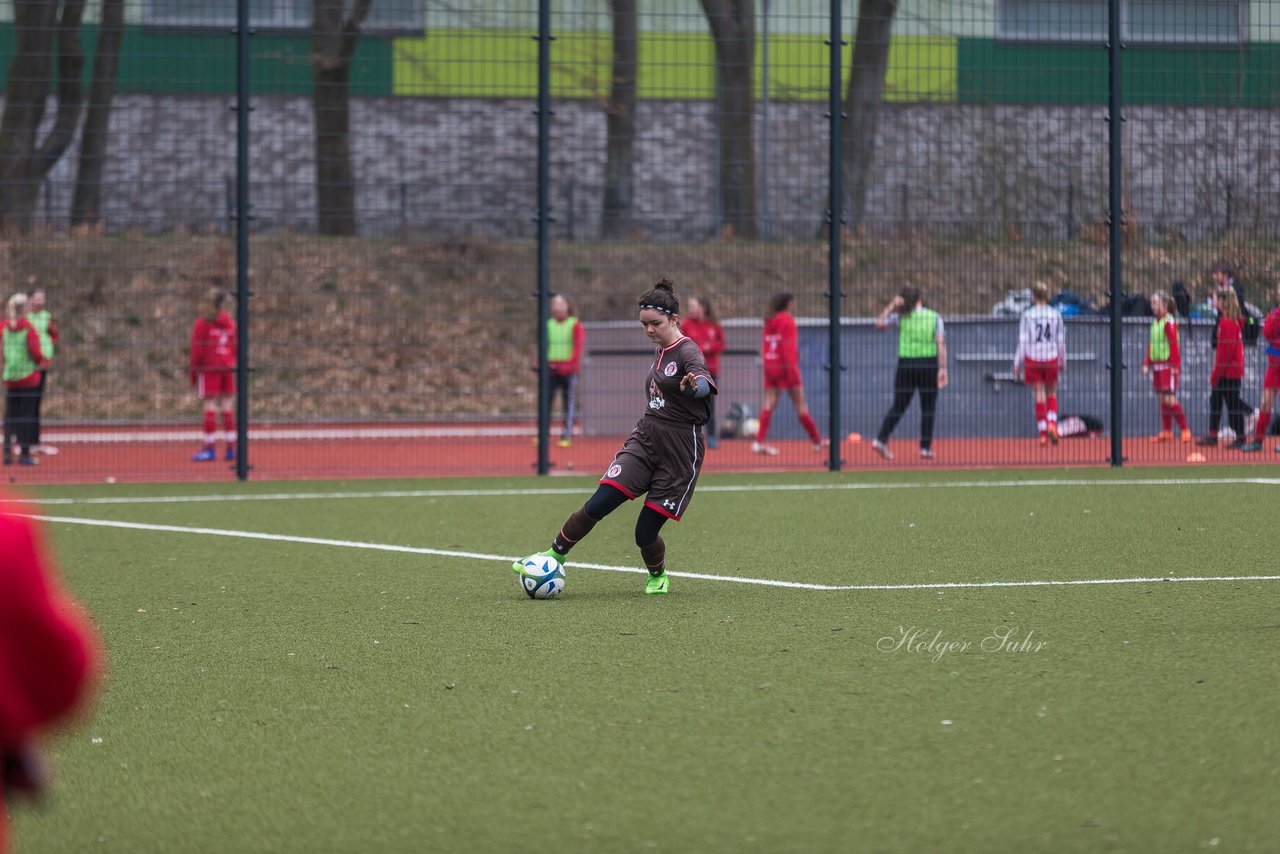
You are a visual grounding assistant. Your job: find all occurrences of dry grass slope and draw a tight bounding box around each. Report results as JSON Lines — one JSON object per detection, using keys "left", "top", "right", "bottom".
{"left": 2, "top": 234, "right": 1275, "bottom": 421}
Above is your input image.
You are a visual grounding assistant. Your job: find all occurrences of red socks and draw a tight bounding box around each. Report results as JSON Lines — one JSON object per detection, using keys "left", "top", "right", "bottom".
{"left": 202, "top": 412, "right": 217, "bottom": 445}
{"left": 756, "top": 408, "right": 773, "bottom": 442}
{"left": 1257, "top": 410, "right": 1272, "bottom": 441}
{"left": 798, "top": 412, "right": 822, "bottom": 444}
{"left": 1159, "top": 401, "right": 1187, "bottom": 432}
{"left": 1035, "top": 401, "right": 1047, "bottom": 434}
{"left": 757, "top": 409, "right": 822, "bottom": 444}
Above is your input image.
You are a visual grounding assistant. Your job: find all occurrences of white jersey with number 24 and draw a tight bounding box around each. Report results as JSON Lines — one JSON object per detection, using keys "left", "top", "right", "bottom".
{"left": 1014, "top": 304, "right": 1065, "bottom": 370}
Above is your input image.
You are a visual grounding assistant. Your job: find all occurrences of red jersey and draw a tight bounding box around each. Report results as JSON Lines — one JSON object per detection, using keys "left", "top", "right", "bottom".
{"left": 0, "top": 492, "right": 99, "bottom": 851}
{"left": 1210, "top": 316, "right": 1244, "bottom": 384}
{"left": 762, "top": 311, "right": 798, "bottom": 369}
{"left": 681, "top": 317, "right": 725, "bottom": 375}
{"left": 1264, "top": 307, "right": 1280, "bottom": 357}
{"left": 189, "top": 311, "right": 237, "bottom": 384}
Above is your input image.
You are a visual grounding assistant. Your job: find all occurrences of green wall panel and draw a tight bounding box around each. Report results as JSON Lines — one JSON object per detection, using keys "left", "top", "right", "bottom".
{"left": 2, "top": 23, "right": 1277, "bottom": 106}
{"left": 958, "top": 38, "right": 1280, "bottom": 106}
{"left": 0, "top": 24, "right": 393, "bottom": 96}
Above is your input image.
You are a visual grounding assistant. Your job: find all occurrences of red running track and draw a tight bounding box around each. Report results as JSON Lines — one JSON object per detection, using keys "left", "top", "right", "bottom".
{"left": 4, "top": 423, "right": 1276, "bottom": 486}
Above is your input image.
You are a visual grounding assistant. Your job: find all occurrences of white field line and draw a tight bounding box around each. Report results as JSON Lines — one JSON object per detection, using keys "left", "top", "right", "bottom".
{"left": 40, "top": 425, "right": 536, "bottom": 444}
{"left": 27, "top": 514, "right": 1280, "bottom": 593}
{"left": 22, "top": 476, "right": 1280, "bottom": 506}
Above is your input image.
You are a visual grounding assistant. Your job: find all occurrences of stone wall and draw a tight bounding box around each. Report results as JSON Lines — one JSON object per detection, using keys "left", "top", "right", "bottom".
{"left": 22, "top": 95, "right": 1280, "bottom": 241}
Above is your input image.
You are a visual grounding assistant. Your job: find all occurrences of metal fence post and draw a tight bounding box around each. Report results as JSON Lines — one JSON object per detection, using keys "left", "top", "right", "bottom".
{"left": 234, "top": 0, "right": 252, "bottom": 480}
{"left": 826, "top": 0, "right": 844, "bottom": 471}
{"left": 1107, "top": 0, "right": 1125, "bottom": 467}
{"left": 534, "top": 0, "right": 552, "bottom": 475}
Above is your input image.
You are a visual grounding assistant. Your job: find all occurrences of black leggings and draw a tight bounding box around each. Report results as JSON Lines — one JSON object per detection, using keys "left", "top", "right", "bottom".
{"left": 877, "top": 358, "right": 940, "bottom": 449}
{"left": 33, "top": 369, "right": 47, "bottom": 445}
{"left": 4, "top": 386, "right": 39, "bottom": 456}
{"left": 549, "top": 373, "right": 578, "bottom": 438}
{"left": 585, "top": 483, "right": 669, "bottom": 548}
{"left": 1208, "top": 377, "right": 1246, "bottom": 436}
{"left": 706, "top": 372, "right": 719, "bottom": 439}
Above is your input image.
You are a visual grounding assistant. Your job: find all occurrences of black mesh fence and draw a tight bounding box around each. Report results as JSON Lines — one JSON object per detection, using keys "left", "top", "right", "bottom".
{"left": 1, "top": 0, "right": 1277, "bottom": 483}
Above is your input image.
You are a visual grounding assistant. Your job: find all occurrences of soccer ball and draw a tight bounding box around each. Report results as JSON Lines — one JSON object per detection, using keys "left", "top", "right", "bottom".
{"left": 741, "top": 416, "right": 760, "bottom": 439}
{"left": 517, "top": 554, "right": 566, "bottom": 599}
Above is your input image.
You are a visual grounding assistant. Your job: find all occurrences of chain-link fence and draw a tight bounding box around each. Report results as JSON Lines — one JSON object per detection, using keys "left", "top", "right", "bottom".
{"left": 2, "top": 0, "right": 1278, "bottom": 483}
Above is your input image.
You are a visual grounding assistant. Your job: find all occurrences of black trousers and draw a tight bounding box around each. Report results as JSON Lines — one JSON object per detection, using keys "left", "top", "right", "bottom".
{"left": 706, "top": 371, "right": 719, "bottom": 439}
{"left": 4, "top": 386, "right": 40, "bottom": 456}
{"left": 1208, "top": 377, "right": 1246, "bottom": 436}
{"left": 549, "top": 373, "right": 578, "bottom": 438}
{"left": 877, "top": 357, "right": 940, "bottom": 449}
{"left": 33, "top": 369, "right": 47, "bottom": 445}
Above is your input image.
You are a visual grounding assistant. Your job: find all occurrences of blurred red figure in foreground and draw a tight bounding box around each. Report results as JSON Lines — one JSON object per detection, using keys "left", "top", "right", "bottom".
{"left": 0, "top": 487, "right": 100, "bottom": 853}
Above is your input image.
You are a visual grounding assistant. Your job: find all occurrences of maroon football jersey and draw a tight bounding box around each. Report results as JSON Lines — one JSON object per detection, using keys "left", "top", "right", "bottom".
{"left": 642, "top": 336, "right": 717, "bottom": 427}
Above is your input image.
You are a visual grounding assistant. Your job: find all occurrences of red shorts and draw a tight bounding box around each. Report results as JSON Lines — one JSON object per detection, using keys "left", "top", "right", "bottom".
{"left": 1023, "top": 358, "right": 1059, "bottom": 386}
{"left": 764, "top": 364, "right": 802, "bottom": 390}
{"left": 196, "top": 371, "right": 235, "bottom": 399}
{"left": 1265, "top": 358, "right": 1280, "bottom": 390}
{"left": 1151, "top": 367, "right": 1178, "bottom": 394}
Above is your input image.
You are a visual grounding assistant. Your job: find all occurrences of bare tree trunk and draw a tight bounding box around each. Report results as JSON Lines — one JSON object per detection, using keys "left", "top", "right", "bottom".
{"left": 312, "top": 0, "right": 374, "bottom": 237}
{"left": 71, "top": 0, "right": 125, "bottom": 227}
{"left": 700, "top": 0, "right": 757, "bottom": 239}
{"left": 0, "top": 0, "right": 87, "bottom": 233}
{"left": 840, "top": 0, "right": 898, "bottom": 234}
{"left": 601, "top": 0, "right": 637, "bottom": 239}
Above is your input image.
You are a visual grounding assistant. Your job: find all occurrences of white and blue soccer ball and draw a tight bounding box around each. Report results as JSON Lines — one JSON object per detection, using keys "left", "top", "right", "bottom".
{"left": 517, "top": 554, "right": 566, "bottom": 599}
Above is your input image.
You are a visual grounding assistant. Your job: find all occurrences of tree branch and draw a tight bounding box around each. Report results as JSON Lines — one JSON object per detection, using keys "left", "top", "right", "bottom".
{"left": 36, "top": 0, "right": 88, "bottom": 173}
{"left": 340, "top": 0, "right": 376, "bottom": 62}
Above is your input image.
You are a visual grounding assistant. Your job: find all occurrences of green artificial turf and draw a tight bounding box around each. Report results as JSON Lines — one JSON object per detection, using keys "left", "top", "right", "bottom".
{"left": 12, "top": 467, "right": 1280, "bottom": 852}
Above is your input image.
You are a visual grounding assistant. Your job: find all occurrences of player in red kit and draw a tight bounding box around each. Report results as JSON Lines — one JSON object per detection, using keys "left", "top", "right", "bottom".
{"left": 1240, "top": 280, "right": 1280, "bottom": 453}
{"left": 1, "top": 487, "right": 100, "bottom": 853}
{"left": 545, "top": 293, "right": 585, "bottom": 447}
{"left": 1197, "top": 287, "right": 1247, "bottom": 447}
{"left": 1142, "top": 291, "right": 1190, "bottom": 443}
{"left": 754, "top": 293, "right": 824, "bottom": 456}
{"left": 681, "top": 296, "right": 725, "bottom": 448}
{"left": 1012, "top": 282, "right": 1066, "bottom": 446}
{"left": 3, "top": 294, "right": 48, "bottom": 466}
{"left": 189, "top": 289, "right": 237, "bottom": 462}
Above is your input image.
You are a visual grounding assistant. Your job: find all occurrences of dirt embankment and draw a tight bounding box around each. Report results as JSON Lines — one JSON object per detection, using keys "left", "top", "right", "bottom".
{"left": 2, "top": 234, "right": 1273, "bottom": 421}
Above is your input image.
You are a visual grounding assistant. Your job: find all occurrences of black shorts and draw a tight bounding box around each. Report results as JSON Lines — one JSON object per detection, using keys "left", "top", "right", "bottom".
{"left": 599, "top": 417, "right": 704, "bottom": 520}
{"left": 894, "top": 357, "right": 939, "bottom": 392}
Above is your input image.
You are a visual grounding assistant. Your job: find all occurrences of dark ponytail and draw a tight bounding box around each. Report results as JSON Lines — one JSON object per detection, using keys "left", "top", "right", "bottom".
{"left": 898, "top": 287, "right": 922, "bottom": 316}
{"left": 639, "top": 278, "right": 679, "bottom": 316}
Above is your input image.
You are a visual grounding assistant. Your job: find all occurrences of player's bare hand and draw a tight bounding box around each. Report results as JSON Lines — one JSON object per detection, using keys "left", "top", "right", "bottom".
{"left": 937, "top": 367, "right": 949, "bottom": 390}
{"left": 679, "top": 372, "right": 698, "bottom": 392}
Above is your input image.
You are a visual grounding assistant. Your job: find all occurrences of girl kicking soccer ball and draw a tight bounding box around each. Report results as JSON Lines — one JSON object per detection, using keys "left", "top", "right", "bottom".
{"left": 515, "top": 278, "right": 716, "bottom": 595}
